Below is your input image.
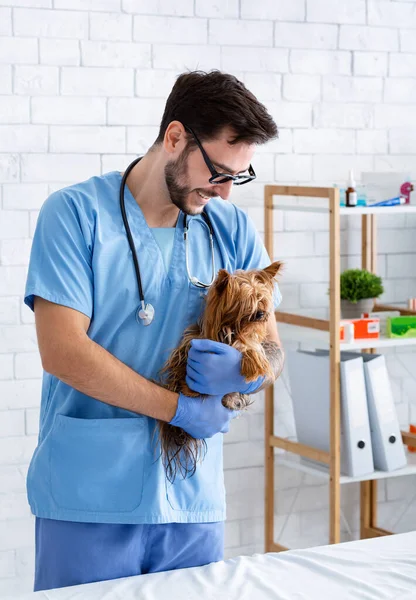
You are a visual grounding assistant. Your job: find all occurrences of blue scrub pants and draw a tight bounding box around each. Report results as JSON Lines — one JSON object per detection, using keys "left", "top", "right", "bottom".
{"left": 34, "top": 517, "right": 224, "bottom": 592}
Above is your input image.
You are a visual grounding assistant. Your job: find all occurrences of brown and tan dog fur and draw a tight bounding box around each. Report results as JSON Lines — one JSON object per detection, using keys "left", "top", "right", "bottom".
{"left": 158, "top": 261, "right": 283, "bottom": 482}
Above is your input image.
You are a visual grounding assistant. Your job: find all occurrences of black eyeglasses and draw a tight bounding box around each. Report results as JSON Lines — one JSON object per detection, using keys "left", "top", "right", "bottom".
{"left": 184, "top": 126, "right": 256, "bottom": 186}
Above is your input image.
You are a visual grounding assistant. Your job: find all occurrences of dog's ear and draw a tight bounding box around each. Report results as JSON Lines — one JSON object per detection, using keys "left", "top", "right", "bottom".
{"left": 215, "top": 269, "right": 230, "bottom": 295}
{"left": 262, "top": 261, "right": 283, "bottom": 280}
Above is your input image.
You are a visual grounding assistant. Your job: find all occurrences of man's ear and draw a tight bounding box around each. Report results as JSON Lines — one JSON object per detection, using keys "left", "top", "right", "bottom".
{"left": 262, "top": 261, "right": 284, "bottom": 279}
{"left": 215, "top": 269, "right": 230, "bottom": 295}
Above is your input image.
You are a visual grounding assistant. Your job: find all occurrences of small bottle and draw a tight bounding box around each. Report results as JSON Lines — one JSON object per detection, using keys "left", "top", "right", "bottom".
{"left": 346, "top": 169, "right": 358, "bottom": 207}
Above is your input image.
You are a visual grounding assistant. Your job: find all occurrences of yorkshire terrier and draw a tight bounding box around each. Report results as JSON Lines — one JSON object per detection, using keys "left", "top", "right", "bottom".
{"left": 158, "top": 260, "right": 283, "bottom": 482}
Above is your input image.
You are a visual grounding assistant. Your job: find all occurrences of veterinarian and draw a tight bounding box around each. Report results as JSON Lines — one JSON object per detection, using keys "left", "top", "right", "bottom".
{"left": 25, "top": 70, "right": 284, "bottom": 592}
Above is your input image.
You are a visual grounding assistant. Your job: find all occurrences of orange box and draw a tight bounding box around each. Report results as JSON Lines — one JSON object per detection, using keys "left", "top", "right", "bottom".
{"left": 408, "top": 424, "right": 416, "bottom": 453}
{"left": 340, "top": 317, "right": 380, "bottom": 341}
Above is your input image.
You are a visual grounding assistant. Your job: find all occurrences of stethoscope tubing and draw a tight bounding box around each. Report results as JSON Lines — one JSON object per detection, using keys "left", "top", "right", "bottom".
{"left": 119, "top": 156, "right": 216, "bottom": 322}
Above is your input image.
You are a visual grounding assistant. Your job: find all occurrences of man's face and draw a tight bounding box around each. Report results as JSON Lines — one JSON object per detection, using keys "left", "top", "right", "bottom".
{"left": 164, "top": 128, "right": 256, "bottom": 216}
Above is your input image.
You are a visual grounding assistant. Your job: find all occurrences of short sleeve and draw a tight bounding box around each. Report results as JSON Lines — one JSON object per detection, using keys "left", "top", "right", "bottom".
{"left": 234, "top": 206, "right": 282, "bottom": 310}
{"left": 24, "top": 189, "right": 94, "bottom": 318}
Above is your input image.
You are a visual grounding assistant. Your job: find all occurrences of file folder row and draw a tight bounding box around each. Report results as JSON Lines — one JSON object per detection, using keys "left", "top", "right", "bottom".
{"left": 287, "top": 350, "right": 407, "bottom": 477}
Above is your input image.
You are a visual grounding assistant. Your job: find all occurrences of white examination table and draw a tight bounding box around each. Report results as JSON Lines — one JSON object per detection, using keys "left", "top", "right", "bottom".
{"left": 9, "top": 531, "right": 416, "bottom": 600}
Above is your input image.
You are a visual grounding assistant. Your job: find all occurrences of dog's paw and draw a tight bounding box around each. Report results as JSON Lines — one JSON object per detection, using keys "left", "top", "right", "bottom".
{"left": 222, "top": 392, "right": 252, "bottom": 411}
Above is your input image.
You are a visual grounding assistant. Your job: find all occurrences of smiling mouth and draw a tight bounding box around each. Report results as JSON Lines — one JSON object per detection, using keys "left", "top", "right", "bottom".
{"left": 196, "top": 190, "right": 211, "bottom": 200}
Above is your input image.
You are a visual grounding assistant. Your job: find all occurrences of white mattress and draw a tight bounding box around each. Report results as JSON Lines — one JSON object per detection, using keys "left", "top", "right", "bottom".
{"left": 9, "top": 531, "right": 416, "bottom": 600}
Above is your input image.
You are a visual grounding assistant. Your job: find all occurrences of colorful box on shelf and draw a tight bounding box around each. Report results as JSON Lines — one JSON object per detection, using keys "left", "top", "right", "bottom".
{"left": 387, "top": 316, "right": 416, "bottom": 338}
{"left": 362, "top": 311, "right": 401, "bottom": 336}
{"left": 340, "top": 318, "right": 380, "bottom": 342}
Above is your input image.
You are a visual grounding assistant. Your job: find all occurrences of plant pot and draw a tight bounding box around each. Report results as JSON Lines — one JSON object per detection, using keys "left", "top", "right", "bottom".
{"left": 341, "top": 298, "right": 374, "bottom": 319}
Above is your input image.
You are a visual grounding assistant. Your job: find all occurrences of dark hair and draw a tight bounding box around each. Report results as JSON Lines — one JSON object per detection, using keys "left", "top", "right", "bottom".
{"left": 154, "top": 70, "right": 278, "bottom": 148}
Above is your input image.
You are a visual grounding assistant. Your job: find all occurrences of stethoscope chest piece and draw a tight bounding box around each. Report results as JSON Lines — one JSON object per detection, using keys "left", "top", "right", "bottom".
{"left": 136, "top": 303, "right": 155, "bottom": 326}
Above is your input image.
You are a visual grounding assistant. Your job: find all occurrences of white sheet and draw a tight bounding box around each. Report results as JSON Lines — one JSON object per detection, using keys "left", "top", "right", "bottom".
{"left": 9, "top": 531, "right": 416, "bottom": 600}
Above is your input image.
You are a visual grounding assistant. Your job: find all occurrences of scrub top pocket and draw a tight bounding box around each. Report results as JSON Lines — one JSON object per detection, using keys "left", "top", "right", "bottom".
{"left": 50, "top": 414, "right": 149, "bottom": 514}
{"left": 166, "top": 434, "right": 225, "bottom": 513}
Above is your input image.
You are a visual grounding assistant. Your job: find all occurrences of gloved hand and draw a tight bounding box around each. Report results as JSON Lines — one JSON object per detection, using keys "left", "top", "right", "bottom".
{"left": 168, "top": 392, "right": 235, "bottom": 439}
{"left": 186, "top": 339, "right": 266, "bottom": 396}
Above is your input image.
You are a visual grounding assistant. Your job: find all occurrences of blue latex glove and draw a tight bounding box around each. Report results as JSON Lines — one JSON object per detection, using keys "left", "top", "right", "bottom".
{"left": 186, "top": 339, "right": 266, "bottom": 396}
{"left": 169, "top": 392, "right": 235, "bottom": 439}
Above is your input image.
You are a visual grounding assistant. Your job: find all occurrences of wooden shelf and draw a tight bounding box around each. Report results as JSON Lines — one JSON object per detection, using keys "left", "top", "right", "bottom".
{"left": 264, "top": 184, "right": 416, "bottom": 551}
{"left": 276, "top": 451, "right": 416, "bottom": 485}
{"left": 272, "top": 204, "right": 416, "bottom": 215}
{"left": 277, "top": 322, "right": 416, "bottom": 350}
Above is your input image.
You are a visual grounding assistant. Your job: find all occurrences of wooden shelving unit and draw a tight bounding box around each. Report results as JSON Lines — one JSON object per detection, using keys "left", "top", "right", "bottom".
{"left": 264, "top": 185, "right": 416, "bottom": 553}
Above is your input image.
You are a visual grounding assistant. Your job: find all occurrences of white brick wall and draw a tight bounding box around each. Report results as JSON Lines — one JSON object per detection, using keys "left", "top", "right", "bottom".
{"left": 1, "top": 0, "right": 416, "bottom": 594}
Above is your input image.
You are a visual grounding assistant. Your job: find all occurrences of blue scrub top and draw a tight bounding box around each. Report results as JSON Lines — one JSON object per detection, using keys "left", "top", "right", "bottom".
{"left": 24, "top": 169, "right": 282, "bottom": 525}
{"left": 151, "top": 228, "right": 175, "bottom": 272}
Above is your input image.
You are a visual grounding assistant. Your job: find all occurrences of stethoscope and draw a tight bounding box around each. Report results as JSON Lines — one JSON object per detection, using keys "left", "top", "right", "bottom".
{"left": 119, "top": 156, "right": 216, "bottom": 326}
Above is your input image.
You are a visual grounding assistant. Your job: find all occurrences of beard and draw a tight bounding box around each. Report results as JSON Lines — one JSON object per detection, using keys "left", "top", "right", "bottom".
{"left": 164, "top": 148, "right": 216, "bottom": 216}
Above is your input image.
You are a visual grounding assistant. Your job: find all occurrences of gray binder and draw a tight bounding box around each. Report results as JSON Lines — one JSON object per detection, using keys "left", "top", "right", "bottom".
{"left": 360, "top": 353, "right": 407, "bottom": 471}
{"left": 288, "top": 350, "right": 374, "bottom": 478}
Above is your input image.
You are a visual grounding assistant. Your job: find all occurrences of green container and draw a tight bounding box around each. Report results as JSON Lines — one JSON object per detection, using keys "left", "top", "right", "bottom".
{"left": 387, "top": 315, "right": 416, "bottom": 338}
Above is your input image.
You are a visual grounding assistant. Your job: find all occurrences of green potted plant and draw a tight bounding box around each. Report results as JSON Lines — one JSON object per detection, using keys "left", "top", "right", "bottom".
{"left": 340, "top": 268, "right": 384, "bottom": 319}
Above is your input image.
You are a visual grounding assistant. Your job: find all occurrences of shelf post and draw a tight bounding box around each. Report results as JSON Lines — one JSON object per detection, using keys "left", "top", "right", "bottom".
{"left": 329, "top": 187, "right": 341, "bottom": 544}
{"left": 360, "top": 213, "right": 379, "bottom": 536}
{"left": 264, "top": 186, "right": 275, "bottom": 553}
